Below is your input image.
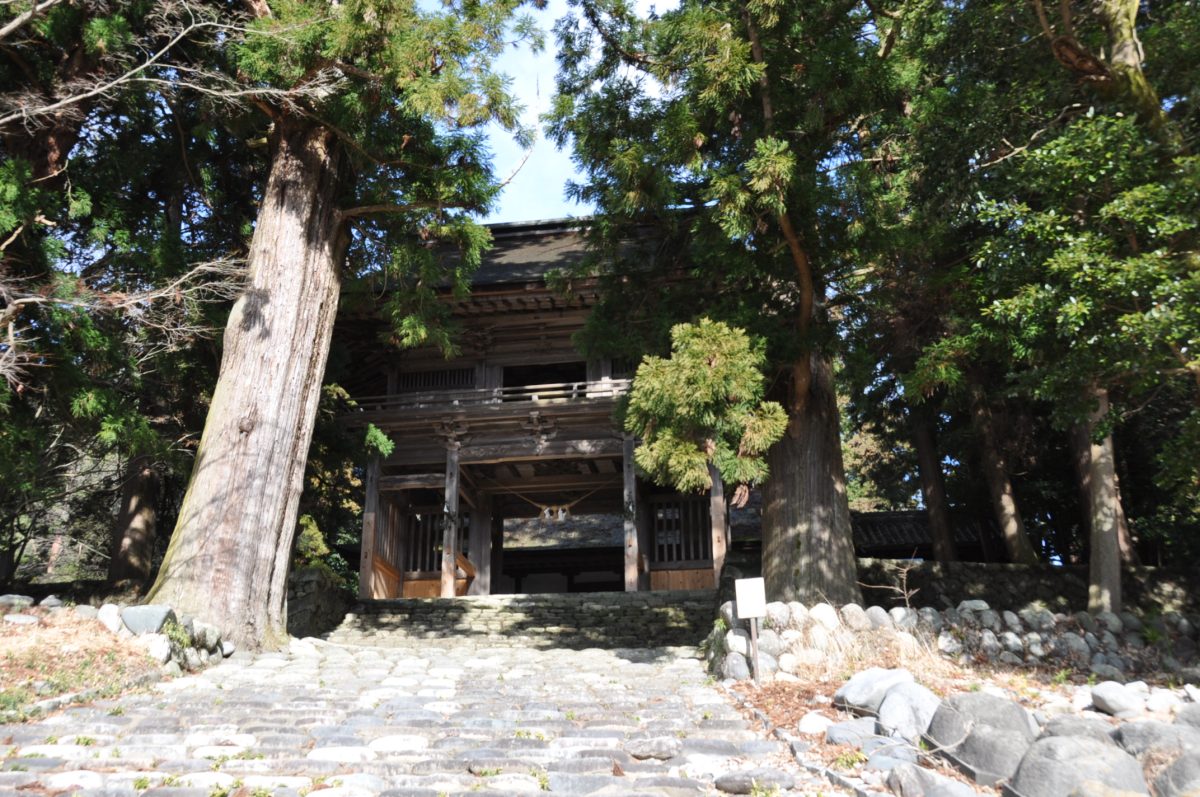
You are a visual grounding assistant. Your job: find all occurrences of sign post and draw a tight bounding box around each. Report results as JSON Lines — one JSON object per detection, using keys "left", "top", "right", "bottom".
{"left": 734, "top": 577, "right": 767, "bottom": 683}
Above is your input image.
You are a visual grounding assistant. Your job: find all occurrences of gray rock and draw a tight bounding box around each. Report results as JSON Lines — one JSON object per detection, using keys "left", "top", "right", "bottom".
{"left": 1119, "top": 612, "right": 1143, "bottom": 633}
{"left": 220, "top": 640, "right": 235, "bottom": 657}
{"left": 1116, "top": 720, "right": 1200, "bottom": 757}
{"left": 627, "top": 737, "right": 681, "bottom": 760}
{"left": 1096, "top": 611, "right": 1124, "bottom": 634}
{"left": 121, "top": 605, "right": 176, "bottom": 635}
{"left": 755, "top": 629, "right": 785, "bottom": 658}
{"left": 887, "top": 763, "right": 978, "bottom": 797}
{"left": 1092, "top": 663, "right": 1127, "bottom": 682}
{"left": 713, "top": 768, "right": 794, "bottom": 795}
{"left": 1003, "top": 610, "right": 1023, "bottom": 632}
{"left": 719, "top": 600, "right": 737, "bottom": 627}
{"left": 834, "top": 667, "right": 914, "bottom": 714}
{"left": 839, "top": 603, "right": 871, "bottom": 631}
{"left": 764, "top": 601, "right": 790, "bottom": 631}
{"left": 1092, "top": 681, "right": 1147, "bottom": 717}
{"left": 938, "top": 630, "right": 963, "bottom": 657}
{"left": 826, "top": 717, "right": 878, "bottom": 747}
{"left": 754, "top": 650, "right": 778, "bottom": 678}
{"left": 979, "top": 609, "right": 1001, "bottom": 632}
{"left": 182, "top": 647, "right": 204, "bottom": 671}
{"left": 1146, "top": 689, "right": 1183, "bottom": 714}
{"left": 876, "top": 682, "right": 940, "bottom": 743}
{"left": 1062, "top": 632, "right": 1091, "bottom": 665}
{"left": 0, "top": 594, "right": 33, "bottom": 608}
{"left": 722, "top": 652, "right": 751, "bottom": 681}
{"left": 1011, "top": 735, "right": 1148, "bottom": 797}
{"left": 97, "top": 603, "right": 122, "bottom": 634}
{"left": 4, "top": 614, "right": 37, "bottom": 625}
{"left": 797, "top": 711, "right": 833, "bottom": 736}
{"left": 785, "top": 601, "right": 808, "bottom": 629}
{"left": 918, "top": 607, "right": 944, "bottom": 632}
{"left": 926, "top": 692, "right": 1037, "bottom": 784}
{"left": 724, "top": 629, "right": 750, "bottom": 657}
{"left": 1040, "top": 715, "right": 1117, "bottom": 745}
{"left": 1156, "top": 752, "right": 1200, "bottom": 797}
{"left": 865, "top": 605, "right": 894, "bottom": 629}
{"left": 890, "top": 607, "right": 919, "bottom": 630}
{"left": 1020, "top": 607, "right": 1057, "bottom": 632}
{"left": 980, "top": 630, "right": 1002, "bottom": 659}
{"left": 1177, "top": 704, "right": 1200, "bottom": 728}
{"left": 192, "top": 621, "right": 220, "bottom": 651}
{"left": 809, "top": 603, "right": 840, "bottom": 630}
{"left": 998, "top": 651, "right": 1024, "bottom": 667}
{"left": 38, "top": 595, "right": 63, "bottom": 608}
{"left": 136, "top": 633, "right": 172, "bottom": 664}
{"left": 73, "top": 605, "right": 99, "bottom": 620}
{"left": 958, "top": 600, "right": 990, "bottom": 612}
{"left": 1000, "top": 631, "right": 1025, "bottom": 654}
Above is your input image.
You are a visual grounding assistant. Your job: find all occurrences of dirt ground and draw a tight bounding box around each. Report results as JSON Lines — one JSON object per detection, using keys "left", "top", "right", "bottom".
{"left": 0, "top": 606, "right": 160, "bottom": 720}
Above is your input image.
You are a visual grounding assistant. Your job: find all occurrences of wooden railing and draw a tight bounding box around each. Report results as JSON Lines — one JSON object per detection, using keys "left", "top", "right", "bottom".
{"left": 352, "top": 379, "right": 631, "bottom": 414}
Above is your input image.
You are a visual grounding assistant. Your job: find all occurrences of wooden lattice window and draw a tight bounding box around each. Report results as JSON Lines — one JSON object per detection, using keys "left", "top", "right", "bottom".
{"left": 394, "top": 368, "right": 475, "bottom": 393}
{"left": 648, "top": 495, "right": 711, "bottom": 568}
{"left": 401, "top": 513, "right": 469, "bottom": 574}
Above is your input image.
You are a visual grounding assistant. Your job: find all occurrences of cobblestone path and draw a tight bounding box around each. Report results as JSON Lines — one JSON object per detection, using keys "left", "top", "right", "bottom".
{"left": 1, "top": 636, "right": 847, "bottom": 796}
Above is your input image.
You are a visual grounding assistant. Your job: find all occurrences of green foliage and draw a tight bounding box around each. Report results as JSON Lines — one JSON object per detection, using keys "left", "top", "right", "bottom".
{"left": 624, "top": 319, "right": 787, "bottom": 493}
{"left": 293, "top": 515, "right": 332, "bottom": 569}
{"left": 364, "top": 424, "right": 395, "bottom": 458}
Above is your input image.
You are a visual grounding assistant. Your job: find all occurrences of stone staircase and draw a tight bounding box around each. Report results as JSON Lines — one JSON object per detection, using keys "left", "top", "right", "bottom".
{"left": 324, "top": 589, "right": 718, "bottom": 649}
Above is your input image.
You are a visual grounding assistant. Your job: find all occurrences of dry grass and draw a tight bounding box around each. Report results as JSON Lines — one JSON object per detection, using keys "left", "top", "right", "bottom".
{"left": 0, "top": 607, "right": 160, "bottom": 721}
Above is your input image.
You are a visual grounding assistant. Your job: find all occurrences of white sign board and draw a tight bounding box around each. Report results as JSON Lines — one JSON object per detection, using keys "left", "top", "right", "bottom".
{"left": 734, "top": 577, "right": 767, "bottom": 620}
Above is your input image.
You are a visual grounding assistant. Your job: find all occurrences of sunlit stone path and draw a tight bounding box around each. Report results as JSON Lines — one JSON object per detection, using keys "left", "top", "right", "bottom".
{"left": 0, "top": 634, "right": 847, "bottom": 796}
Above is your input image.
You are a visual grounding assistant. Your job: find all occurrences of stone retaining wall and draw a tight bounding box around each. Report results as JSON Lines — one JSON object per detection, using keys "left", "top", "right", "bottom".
{"left": 287, "top": 565, "right": 355, "bottom": 639}
{"left": 328, "top": 589, "right": 718, "bottom": 649}
{"left": 857, "top": 558, "right": 1200, "bottom": 614}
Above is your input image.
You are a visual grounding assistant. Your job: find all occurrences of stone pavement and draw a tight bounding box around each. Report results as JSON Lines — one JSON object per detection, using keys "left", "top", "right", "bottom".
{"left": 0, "top": 635, "right": 849, "bottom": 796}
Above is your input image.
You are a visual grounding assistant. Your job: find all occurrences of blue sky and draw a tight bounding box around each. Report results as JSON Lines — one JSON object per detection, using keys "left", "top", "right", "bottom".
{"left": 482, "top": 0, "right": 594, "bottom": 224}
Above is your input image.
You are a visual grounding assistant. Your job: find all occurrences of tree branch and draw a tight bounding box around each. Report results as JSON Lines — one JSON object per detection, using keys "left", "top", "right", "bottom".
{"left": 0, "top": 0, "right": 65, "bottom": 43}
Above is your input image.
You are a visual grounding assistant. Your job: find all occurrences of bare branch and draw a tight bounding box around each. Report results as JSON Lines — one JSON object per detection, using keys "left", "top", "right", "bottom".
{"left": 0, "top": 0, "right": 65, "bottom": 43}
{"left": 0, "top": 258, "right": 246, "bottom": 390}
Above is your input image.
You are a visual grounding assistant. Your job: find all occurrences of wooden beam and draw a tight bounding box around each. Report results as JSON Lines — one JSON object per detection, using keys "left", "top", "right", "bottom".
{"left": 623, "top": 433, "right": 639, "bottom": 592}
{"left": 386, "top": 436, "right": 625, "bottom": 467}
{"left": 359, "top": 457, "right": 381, "bottom": 600}
{"left": 477, "top": 472, "right": 623, "bottom": 493}
{"left": 379, "top": 473, "right": 443, "bottom": 491}
{"left": 709, "top": 462, "right": 727, "bottom": 586}
{"left": 441, "top": 443, "right": 461, "bottom": 598}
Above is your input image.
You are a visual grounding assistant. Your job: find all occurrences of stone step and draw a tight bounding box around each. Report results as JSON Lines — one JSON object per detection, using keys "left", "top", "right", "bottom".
{"left": 326, "top": 590, "right": 717, "bottom": 649}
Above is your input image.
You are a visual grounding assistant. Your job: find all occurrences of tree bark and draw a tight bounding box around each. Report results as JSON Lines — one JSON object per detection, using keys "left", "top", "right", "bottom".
{"left": 147, "top": 117, "right": 349, "bottom": 651}
{"left": 762, "top": 352, "right": 862, "bottom": 606}
{"left": 107, "top": 455, "right": 160, "bottom": 587}
{"left": 1070, "top": 422, "right": 1138, "bottom": 566}
{"left": 969, "top": 383, "right": 1039, "bottom": 565}
{"left": 910, "top": 403, "right": 957, "bottom": 562}
{"left": 1079, "top": 386, "right": 1123, "bottom": 613}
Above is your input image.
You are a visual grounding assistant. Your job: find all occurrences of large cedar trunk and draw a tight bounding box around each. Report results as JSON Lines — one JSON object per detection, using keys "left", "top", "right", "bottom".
{"left": 1078, "top": 386, "right": 1123, "bottom": 613}
{"left": 762, "top": 353, "right": 862, "bottom": 606}
{"left": 107, "top": 455, "right": 160, "bottom": 586}
{"left": 969, "top": 383, "right": 1039, "bottom": 565}
{"left": 910, "top": 404, "right": 957, "bottom": 562}
{"left": 148, "top": 118, "right": 349, "bottom": 650}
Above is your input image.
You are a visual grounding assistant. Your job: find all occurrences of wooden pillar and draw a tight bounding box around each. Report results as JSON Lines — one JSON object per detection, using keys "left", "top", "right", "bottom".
{"left": 468, "top": 492, "right": 493, "bottom": 595}
{"left": 358, "top": 456, "right": 381, "bottom": 600}
{"left": 709, "top": 462, "right": 727, "bottom": 586}
{"left": 441, "top": 442, "right": 461, "bottom": 598}
{"left": 636, "top": 482, "right": 652, "bottom": 591}
{"left": 623, "top": 433, "right": 640, "bottom": 592}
